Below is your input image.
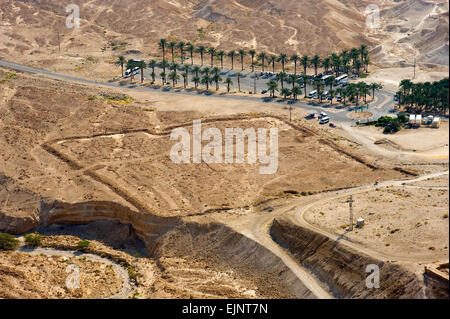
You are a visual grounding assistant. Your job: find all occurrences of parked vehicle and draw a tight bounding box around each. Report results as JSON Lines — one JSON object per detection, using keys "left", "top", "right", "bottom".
{"left": 308, "top": 90, "right": 318, "bottom": 98}
{"left": 318, "top": 112, "right": 328, "bottom": 119}
{"left": 319, "top": 116, "right": 330, "bottom": 124}
{"left": 305, "top": 111, "right": 317, "bottom": 119}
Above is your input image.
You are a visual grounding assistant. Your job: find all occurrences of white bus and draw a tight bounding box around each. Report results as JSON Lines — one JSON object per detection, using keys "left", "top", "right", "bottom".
{"left": 335, "top": 74, "right": 348, "bottom": 84}
{"left": 321, "top": 75, "right": 332, "bottom": 82}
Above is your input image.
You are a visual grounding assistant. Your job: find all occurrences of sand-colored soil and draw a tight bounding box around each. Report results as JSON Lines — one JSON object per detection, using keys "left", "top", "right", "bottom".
{"left": 306, "top": 186, "right": 449, "bottom": 261}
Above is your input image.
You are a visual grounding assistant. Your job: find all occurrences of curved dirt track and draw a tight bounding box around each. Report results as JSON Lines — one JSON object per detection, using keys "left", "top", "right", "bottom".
{"left": 227, "top": 170, "right": 448, "bottom": 298}
{"left": 18, "top": 245, "right": 133, "bottom": 299}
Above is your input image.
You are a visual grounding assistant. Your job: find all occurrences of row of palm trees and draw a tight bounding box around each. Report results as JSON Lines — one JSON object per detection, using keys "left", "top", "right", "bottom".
{"left": 266, "top": 73, "right": 379, "bottom": 107}
{"left": 116, "top": 57, "right": 245, "bottom": 92}
{"left": 115, "top": 56, "right": 380, "bottom": 106}
{"left": 157, "top": 39, "right": 370, "bottom": 76}
{"left": 397, "top": 79, "right": 449, "bottom": 114}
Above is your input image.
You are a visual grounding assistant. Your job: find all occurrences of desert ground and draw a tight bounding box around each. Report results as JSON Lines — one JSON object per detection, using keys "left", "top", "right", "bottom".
{"left": 0, "top": 66, "right": 448, "bottom": 299}
{"left": 0, "top": 0, "right": 448, "bottom": 300}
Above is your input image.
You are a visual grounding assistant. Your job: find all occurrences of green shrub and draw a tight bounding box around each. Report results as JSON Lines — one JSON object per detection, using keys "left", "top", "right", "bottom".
{"left": 77, "top": 240, "right": 90, "bottom": 250}
{"left": 0, "top": 233, "right": 19, "bottom": 251}
{"left": 24, "top": 233, "right": 43, "bottom": 246}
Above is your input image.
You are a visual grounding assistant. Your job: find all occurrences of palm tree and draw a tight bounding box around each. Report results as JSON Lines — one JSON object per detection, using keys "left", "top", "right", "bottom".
{"left": 236, "top": 72, "right": 242, "bottom": 91}
{"left": 216, "top": 50, "right": 225, "bottom": 69}
{"left": 370, "top": 83, "right": 379, "bottom": 100}
{"left": 360, "top": 44, "right": 368, "bottom": 65}
{"left": 258, "top": 52, "right": 267, "bottom": 72}
{"left": 288, "top": 74, "right": 298, "bottom": 90}
{"left": 238, "top": 49, "right": 246, "bottom": 71}
{"left": 168, "top": 71, "right": 179, "bottom": 87}
{"left": 364, "top": 55, "right": 371, "bottom": 73}
{"left": 137, "top": 60, "right": 147, "bottom": 83}
{"left": 249, "top": 49, "right": 256, "bottom": 72}
{"left": 159, "top": 39, "right": 167, "bottom": 62}
{"left": 322, "top": 57, "right": 331, "bottom": 74}
{"left": 181, "top": 72, "right": 188, "bottom": 88}
{"left": 159, "top": 60, "right": 169, "bottom": 74}
{"left": 168, "top": 41, "right": 177, "bottom": 63}
{"left": 313, "top": 78, "right": 324, "bottom": 102}
{"left": 148, "top": 60, "right": 157, "bottom": 83}
{"left": 353, "top": 59, "right": 362, "bottom": 76}
{"left": 201, "top": 74, "right": 212, "bottom": 91}
{"left": 328, "top": 89, "right": 335, "bottom": 104}
{"left": 268, "top": 55, "right": 276, "bottom": 73}
{"left": 213, "top": 73, "right": 222, "bottom": 91}
{"left": 300, "top": 55, "right": 309, "bottom": 75}
{"left": 291, "top": 85, "right": 302, "bottom": 100}
{"left": 208, "top": 47, "right": 216, "bottom": 67}
{"left": 310, "top": 55, "right": 321, "bottom": 76}
{"left": 224, "top": 77, "right": 233, "bottom": 92}
{"left": 126, "top": 59, "right": 138, "bottom": 81}
{"left": 358, "top": 82, "right": 370, "bottom": 104}
{"left": 192, "top": 65, "right": 201, "bottom": 78}
{"left": 187, "top": 43, "right": 195, "bottom": 65}
{"left": 331, "top": 53, "right": 341, "bottom": 77}
{"left": 178, "top": 41, "right": 185, "bottom": 64}
{"left": 227, "top": 50, "right": 236, "bottom": 69}
{"left": 300, "top": 74, "right": 309, "bottom": 98}
{"left": 201, "top": 66, "right": 211, "bottom": 76}
{"left": 267, "top": 80, "right": 278, "bottom": 98}
{"left": 278, "top": 53, "right": 288, "bottom": 72}
{"left": 196, "top": 46, "right": 206, "bottom": 66}
{"left": 281, "top": 88, "right": 291, "bottom": 100}
{"left": 290, "top": 54, "right": 300, "bottom": 75}
{"left": 160, "top": 71, "right": 166, "bottom": 85}
{"left": 193, "top": 76, "right": 200, "bottom": 89}
{"left": 325, "top": 76, "right": 336, "bottom": 93}
{"left": 183, "top": 65, "right": 191, "bottom": 87}
{"left": 276, "top": 72, "right": 288, "bottom": 90}
{"left": 336, "top": 87, "right": 345, "bottom": 105}
{"left": 170, "top": 63, "right": 180, "bottom": 78}
{"left": 115, "top": 56, "right": 126, "bottom": 77}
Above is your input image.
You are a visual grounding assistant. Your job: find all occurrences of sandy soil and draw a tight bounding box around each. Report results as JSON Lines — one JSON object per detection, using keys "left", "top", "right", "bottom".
{"left": 0, "top": 65, "right": 448, "bottom": 299}
{"left": 305, "top": 186, "right": 449, "bottom": 261}
{"left": 0, "top": 249, "right": 123, "bottom": 299}
{"left": 347, "top": 123, "right": 449, "bottom": 160}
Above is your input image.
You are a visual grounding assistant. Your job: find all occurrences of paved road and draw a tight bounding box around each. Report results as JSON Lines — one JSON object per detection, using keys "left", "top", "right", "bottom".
{"left": 0, "top": 59, "right": 397, "bottom": 124}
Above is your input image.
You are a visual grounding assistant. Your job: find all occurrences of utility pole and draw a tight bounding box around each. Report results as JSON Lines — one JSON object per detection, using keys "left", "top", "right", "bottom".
{"left": 57, "top": 31, "right": 61, "bottom": 52}
{"left": 413, "top": 57, "right": 416, "bottom": 79}
{"left": 348, "top": 195, "right": 354, "bottom": 231}
{"left": 254, "top": 75, "right": 257, "bottom": 94}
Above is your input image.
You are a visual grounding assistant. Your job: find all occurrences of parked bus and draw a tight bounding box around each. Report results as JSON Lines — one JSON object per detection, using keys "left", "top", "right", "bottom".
{"left": 321, "top": 75, "right": 332, "bottom": 83}
{"left": 335, "top": 74, "right": 348, "bottom": 84}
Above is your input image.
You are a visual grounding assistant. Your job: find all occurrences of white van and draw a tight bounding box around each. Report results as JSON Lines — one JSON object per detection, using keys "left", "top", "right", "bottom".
{"left": 124, "top": 67, "right": 140, "bottom": 78}
{"left": 308, "top": 90, "right": 318, "bottom": 98}
{"left": 319, "top": 116, "right": 330, "bottom": 124}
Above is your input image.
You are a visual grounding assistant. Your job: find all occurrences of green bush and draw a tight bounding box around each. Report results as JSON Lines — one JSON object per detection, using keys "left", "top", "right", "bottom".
{"left": 77, "top": 240, "right": 90, "bottom": 250}
{"left": 0, "top": 233, "right": 19, "bottom": 251}
{"left": 24, "top": 233, "right": 43, "bottom": 247}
